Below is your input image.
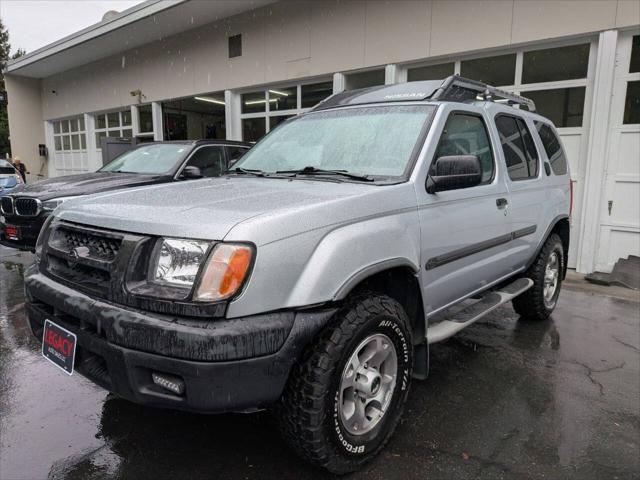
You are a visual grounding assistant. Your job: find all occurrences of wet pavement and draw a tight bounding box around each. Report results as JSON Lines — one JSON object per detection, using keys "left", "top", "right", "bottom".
{"left": 1, "top": 245, "right": 639, "bottom": 480}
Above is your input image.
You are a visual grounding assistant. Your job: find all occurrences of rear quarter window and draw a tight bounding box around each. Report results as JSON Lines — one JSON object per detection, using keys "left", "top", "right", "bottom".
{"left": 534, "top": 121, "right": 568, "bottom": 175}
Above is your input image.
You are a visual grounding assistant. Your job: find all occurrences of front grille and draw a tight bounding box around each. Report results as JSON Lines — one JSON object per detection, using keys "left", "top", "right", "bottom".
{"left": 44, "top": 222, "right": 124, "bottom": 296}
{"left": 14, "top": 198, "right": 39, "bottom": 216}
{"left": 50, "top": 224, "right": 121, "bottom": 261}
{"left": 0, "top": 196, "right": 13, "bottom": 215}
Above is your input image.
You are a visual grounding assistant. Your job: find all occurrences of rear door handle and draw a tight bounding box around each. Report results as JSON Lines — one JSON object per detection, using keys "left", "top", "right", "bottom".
{"left": 496, "top": 198, "right": 508, "bottom": 209}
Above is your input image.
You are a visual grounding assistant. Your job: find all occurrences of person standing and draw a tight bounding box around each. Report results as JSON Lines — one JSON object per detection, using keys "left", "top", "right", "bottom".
{"left": 13, "top": 157, "right": 27, "bottom": 183}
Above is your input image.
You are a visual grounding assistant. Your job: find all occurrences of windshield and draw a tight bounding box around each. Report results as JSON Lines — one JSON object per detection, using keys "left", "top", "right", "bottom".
{"left": 233, "top": 105, "right": 435, "bottom": 179}
{"left": 99, "top": 144, "right": 189, "bottom": 174}
{"left": 0, "top": 177, "right": 17, "bottom": 188}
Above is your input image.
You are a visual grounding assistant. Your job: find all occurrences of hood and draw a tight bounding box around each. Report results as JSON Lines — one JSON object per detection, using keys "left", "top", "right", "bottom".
{"left": 8, "top": 172, "right": 170, "bottom": 201}
{"left": 55, "top": 176, "right": 392, "bottom": 243}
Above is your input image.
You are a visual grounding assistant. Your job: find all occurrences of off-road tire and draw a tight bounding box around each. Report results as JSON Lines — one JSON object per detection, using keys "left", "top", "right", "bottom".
{"left": 277, "top": 293, "right": 413, "bottom": 474}
{"left": 513, "top": 233, "right": 564, "bottom": 321}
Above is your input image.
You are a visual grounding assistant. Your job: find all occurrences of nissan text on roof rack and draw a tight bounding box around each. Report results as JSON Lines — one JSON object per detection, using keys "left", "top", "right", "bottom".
{"left": 25, "top": 76, "right": 571, "bottom": 474}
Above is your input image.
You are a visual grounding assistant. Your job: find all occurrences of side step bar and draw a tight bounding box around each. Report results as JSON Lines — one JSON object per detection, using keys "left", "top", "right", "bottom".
{"left": 426, "top": 277, "right": 533, "bottom": 344}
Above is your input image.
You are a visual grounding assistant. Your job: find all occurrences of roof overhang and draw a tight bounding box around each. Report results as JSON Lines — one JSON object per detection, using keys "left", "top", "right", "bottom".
{"left": 6, "top": 0, "right": 276, "bottom": 79}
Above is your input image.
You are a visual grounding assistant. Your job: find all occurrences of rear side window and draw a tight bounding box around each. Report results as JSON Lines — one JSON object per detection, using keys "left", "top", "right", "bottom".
{"left": 535, "top": 121, "right": 568, "bottom": 175}
{"left": 495, "top": 115, "right": 539, "bottom": 180}
{"left": 433, "top": 113, "right": 494, "bottom": 184}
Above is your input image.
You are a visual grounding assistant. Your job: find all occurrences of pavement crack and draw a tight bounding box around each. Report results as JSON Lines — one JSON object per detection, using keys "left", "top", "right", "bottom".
{"left": 566, "top": 360, "right": 626, "bottom": 396}
{"left": 612, "top": 335, "right": 640, "bottom": 353}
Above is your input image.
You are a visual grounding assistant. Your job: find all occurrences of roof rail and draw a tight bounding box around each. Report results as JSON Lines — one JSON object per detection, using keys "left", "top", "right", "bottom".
{"left": 430, "top": 75, "right": 536, "bottom": 112}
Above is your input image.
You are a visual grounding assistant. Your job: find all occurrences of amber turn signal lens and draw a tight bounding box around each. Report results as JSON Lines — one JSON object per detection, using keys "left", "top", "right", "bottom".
{"left": 194, "top": 244, "right": 253, "bottom": 302}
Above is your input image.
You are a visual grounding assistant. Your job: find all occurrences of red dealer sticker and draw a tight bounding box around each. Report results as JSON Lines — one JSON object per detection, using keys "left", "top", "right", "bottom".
{"left": 42, "top": 320, "right": 77, "bottom": 375}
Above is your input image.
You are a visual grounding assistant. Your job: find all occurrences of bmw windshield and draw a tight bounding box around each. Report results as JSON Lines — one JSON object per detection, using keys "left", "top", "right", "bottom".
{"left": 232, "top": 105, "right": 436, "bottom": 181}
{"left": 99, "top": 144, "right": 189, "bottom": 175}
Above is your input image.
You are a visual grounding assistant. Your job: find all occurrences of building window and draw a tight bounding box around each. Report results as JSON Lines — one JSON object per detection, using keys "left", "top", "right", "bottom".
{"left": 407, "top": 63, "right": 454, "bottom": 82}
{"left": 52, "top": 116, "right": 86, "bottom": 152}
{"left": 522, "top": 44, "right": 590, "bottom": 84}
{"left": 344, "top": 69, "right": 385, "bottom": 91}
{"left": 94, "top": 109, "right": 133, "bottom": 148}
{"left": 525, "top": 87, "right": 586, "bottom": 128}
{"left": 138, "top": 105, "right": 154, "bottom": 134}
{"left": 162, "top": 94, "right": 226, "bottom": 140}
{"left": 623, "top": 81, "right": 640, "bottom": 125}
{"left": 630, "top": 35, "right": 640, "bottom": 73}
{"left": 228, "top": 34, "right": 242, "bottom": 58}
{"left": 239, "top": 80, "right": 332, "bottom": 142}
{"left": 460, "top": 54, "right": 516, "bottom": 87}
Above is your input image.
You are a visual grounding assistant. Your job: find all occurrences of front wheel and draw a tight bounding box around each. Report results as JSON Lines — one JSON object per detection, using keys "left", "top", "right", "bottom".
{"left": 277, "top": 294, "right": 413, "bottom": 474}
{"left": 513, "top": 233, "right": 564, "bottom": 321}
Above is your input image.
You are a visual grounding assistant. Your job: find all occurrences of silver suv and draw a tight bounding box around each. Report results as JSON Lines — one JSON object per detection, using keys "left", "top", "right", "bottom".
{"left": 25, "top": 76, "right": 571, "bottom": 474}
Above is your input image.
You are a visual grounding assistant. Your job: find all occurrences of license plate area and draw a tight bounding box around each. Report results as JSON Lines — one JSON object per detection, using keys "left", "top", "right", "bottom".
{"left": 42, "top": 319, "right": 77, "bottom": 375}
{"left": 5, "top": 225, "right": 20, "bottom": 240}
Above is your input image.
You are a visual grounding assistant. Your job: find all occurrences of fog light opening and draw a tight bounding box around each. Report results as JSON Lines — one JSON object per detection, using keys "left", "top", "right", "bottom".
{"left": 151, "top": 372, "right": 185, "bottom": 396}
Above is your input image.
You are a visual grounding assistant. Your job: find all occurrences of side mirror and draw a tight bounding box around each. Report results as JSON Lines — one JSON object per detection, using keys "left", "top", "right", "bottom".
{"left": 180, "top": 165, "right": 203, "bottom": 179}
{"left": 426, "top": 155, "right": 482, "bottom": 194}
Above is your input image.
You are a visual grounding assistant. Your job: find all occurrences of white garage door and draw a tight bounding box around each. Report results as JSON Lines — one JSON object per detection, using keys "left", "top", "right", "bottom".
{"left": 595, "top": 32, "right": 640, "bottom": 271}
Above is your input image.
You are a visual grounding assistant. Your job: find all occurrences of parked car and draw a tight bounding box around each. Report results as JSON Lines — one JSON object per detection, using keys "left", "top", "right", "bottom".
{"left": 0, "top": 159, "right": 24, "bottom": 198}
{"left": 24, "top": 77, "right": 571, "bottom": 473}
{"left": 0, "top": 140, "right": 251, "bottom": 250}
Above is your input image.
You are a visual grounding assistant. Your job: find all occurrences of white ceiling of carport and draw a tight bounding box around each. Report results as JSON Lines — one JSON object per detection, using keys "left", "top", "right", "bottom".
{"left": 6, "top": 0, "right": 277, "bottom": 78}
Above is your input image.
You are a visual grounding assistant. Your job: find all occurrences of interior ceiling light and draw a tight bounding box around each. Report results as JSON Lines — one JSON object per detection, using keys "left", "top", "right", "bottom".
{"left": 244, "top": 99, "right": 278, "bottom": 105}
{"left": 268, "top": 89, "right": 289, "bottom": 96}
{"left": 194, "top": 96, "right": 225, "bottom": 106}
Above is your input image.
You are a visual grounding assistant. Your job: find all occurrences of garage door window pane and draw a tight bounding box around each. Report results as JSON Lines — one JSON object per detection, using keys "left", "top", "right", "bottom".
{"left": 122, "top": 110, "right": 132, "bottom": 126}
{"left": 525, "top": 87, "right": 586, "bottom": 128}
{"left": 80, "top": 134, "right": 86, "bottom": 150}
{"left": 69, "top": 119, "right": 78, "bottom": 132}
{"left": 107, "top": 112, "right": 119, "bottom": 128}
{"left": 535, "top": 121, "right": 567, "bottom": 175}
{"left": 70, "top": 134, "right": 79, "bottom": 150}
{"left": 623, "top": 81, "right": 640, "bottom": 124}
{"left": 345, "top": 69, "right": 385, "bottom": 91}
{"left": 53, "top": 121, "right": 61, "bottom": 134}
{"left": 460, "top": 54, "right": 516, "bottom": 86}
{"left": 301, "top": 82, "right": 333, "bottom": 108}
{"left": 96, "top": 131, "right": 106, "bottom": 148}
{"left": 269, "top": 87, "right": 297, "bottom": 111}
{"left": 62, "top": 135, "right": 71, "bottom": 150}
{"left": 96, "top": 115, "right": 106, "bottom": 129}
{"left": 78, "top": 117, "right": 85, "bottom": 131}
{"left": 61, "top": 121, "right": 69, "bottom": 133}
{"left": 270, "top": 115, "right": 294, "bottom": 130}
{"left": 630, "top": 35, "right": 640, "bottom": 73}
{"left": 242, "top": 91, "right": 266, "bottom": 114}
{"left": 138, "top": 105, "right": 153, "bottom": 134}
{"left": 522, "top": 44, "right": 590, "bottom": 84}
{"left": 408, "top": 63, "right": 454, "bottom": 82}
{"left": 242, "top": 117, "right": 266, "bottom": 142}
{"left": 122, "top": 129, "right": 133, "bottom": 138}
{"left": 54, "top": 136, "right": 62, "bottom": 151}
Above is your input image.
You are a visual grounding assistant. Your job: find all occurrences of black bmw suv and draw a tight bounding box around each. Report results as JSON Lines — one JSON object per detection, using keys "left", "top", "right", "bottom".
{"left": 0, "top": 140, "right": 251, "bottom": 251}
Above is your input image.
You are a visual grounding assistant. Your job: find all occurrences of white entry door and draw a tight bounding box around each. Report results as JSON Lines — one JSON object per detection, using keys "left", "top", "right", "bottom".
{"left": 595, "top": 32, "right": 640, "bottom": 271}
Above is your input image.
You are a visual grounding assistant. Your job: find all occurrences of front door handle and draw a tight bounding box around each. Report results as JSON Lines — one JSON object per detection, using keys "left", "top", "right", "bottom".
{"left": 496, "top": 198, "right": 509, "bottom": 209}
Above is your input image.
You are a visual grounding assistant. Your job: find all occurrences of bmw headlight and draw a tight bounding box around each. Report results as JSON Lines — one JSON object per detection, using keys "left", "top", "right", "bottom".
{"left": 150, "top": 238, "right": 254, "bottom": 302}
{"left": 41, "top": 196, "right": 79, "bottom": 211}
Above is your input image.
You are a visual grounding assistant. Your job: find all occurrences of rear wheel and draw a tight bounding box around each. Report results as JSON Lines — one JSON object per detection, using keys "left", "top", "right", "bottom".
{"left": 277, "top": 294, "right": 413, "bottom": 474}
{"left": 513, "top": 233, "right": 564, "bottom": 321}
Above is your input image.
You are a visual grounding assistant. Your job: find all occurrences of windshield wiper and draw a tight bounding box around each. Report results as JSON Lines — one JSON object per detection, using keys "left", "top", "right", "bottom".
{"left": 275, "top": 166, "right": 373, "bottom": 182}
{"left": 228, "top": 167, "right": 268, "bottom": 177}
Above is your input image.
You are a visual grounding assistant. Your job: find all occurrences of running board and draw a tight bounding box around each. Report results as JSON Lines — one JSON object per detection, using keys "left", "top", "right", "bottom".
{"left": 426, "top": 277, "right": 533, "bottom": 344}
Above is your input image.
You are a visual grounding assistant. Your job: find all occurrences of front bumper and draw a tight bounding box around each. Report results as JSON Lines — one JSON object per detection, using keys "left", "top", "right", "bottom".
{"left": 25, "top": 266, "right": 336, "bottom": 413}
{"left": 0, "top": 213, "right": 47, "bottom": 251}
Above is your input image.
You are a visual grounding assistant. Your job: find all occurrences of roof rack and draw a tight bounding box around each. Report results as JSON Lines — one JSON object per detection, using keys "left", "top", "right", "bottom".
{"left": 430, "top": 75, "right": 536, "bottom": 112}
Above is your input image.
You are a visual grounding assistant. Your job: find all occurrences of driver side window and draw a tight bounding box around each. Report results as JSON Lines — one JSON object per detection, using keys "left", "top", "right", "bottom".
{"left": 432, "top": 113, "right": 494, "bottom": 184}
{"left": 185, "top": 147, "right": 226, "bottom": 178}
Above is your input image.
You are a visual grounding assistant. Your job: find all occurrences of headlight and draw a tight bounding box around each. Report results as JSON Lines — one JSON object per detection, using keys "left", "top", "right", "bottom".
{"left": 194, "top": 243, "right": 253, "bottom": 302}
{"left": 151, "top": 238, "right": 211, "bottom": 287}
{"left": 41, "top": 196, "right": 79, "bottom": 211}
